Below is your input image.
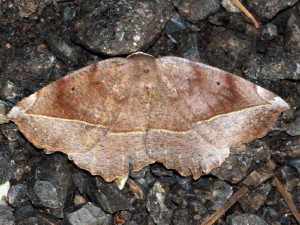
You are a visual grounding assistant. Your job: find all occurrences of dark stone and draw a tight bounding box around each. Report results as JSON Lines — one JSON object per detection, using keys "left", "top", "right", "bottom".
{"left": 151, "top": 164, "right": 174, "bottom": 177}
{"left": 225, "top": 213, "right": 269, "bottom": 225}
{"left": 285, "top": 12, "right": 300, "bottom": 52}
{"left": 124, "top": 210, "right": 155, "bottom": 225}
{"left": 265, "top": 189, "right": 290, "bottom": 214}
{"left": 130, "top": 165, "right": 149, "bottom": 180}
{"left": 146, "top": 180, "right": 173, "bottom": 225}
{"left": 0, "top": 45, "right": 59, "bottom": 103}
{"left": 199, "top": 28, "right": 253, "bottom": 73}
{"left": 220, "top": 0, "right": 239, "bottom": 12}
{"left": 261, "top": 23, "right": 278, "bottom": 40}
{"left": 291, "top": 185, "right": 299, "bottom": 214}
{"left": 71, "top": 0, "right": 172, "bottom": 55}
{"left": 27, "top": 154, "right": 73, "bottom": 218}
{"left": 286, "top": 116, "right": 300, "bottom": 136}
{"left": 245, "top": 47, "right": 300, "bottom": 80}
{"left": 115, "top": 210, "right": 132, "bottom": 224}
{"left": 189, "top": 198, "right": 208, "bottom": 216}
{"left": 8, "top": 183, "right": 29, "bottom": 207}
{"left": 238, "top": 183, "right": 272, "bottom": 213}
{"left": 0, "top": 205, "right": 15, "bottom": 225}
{"left": 247, "top": 0, "right": 298, "bottom": 21}
{"left": 67, "top": 202, "right": 111, "bottom": 225}
{"left": 274, "top": 165, "right": 299, "bottom": 191}
{"left": 169, "top": 183, "right": 188, "bottom": 207}
{"left": 257, "top": 207, "right": 281, "bottom": 225}
{"left": 63, "top": 6, "right": 74, "bottom": 21}
{"left": 286, "top": 158, "right": 300, "bottom": 173}
{"left": 0, "top": 0, "right": 298, "bottom": 224}
{"left": 71, "top": 168, "right": 91, "bottom": 194}
{"left": 164, "top": 11, "right": 188, "bottom": 35}
{"left": 172, "top": 208, "right": 194, "bottom": 225}
{"left": 15, "top": 212, "right": 60, "bottom": 225}
{"left": 0, "top": 152, "right": 14, "bottom": 185}
{"left": 174, "top": 0, "right": 220, "bottom": 22}
{"left": 185, "top": 198, "right": 209, "bottom": 224}
{"left": 0, "top": 122, "right": 43, "bottom": 183}
{"left": 208, "top": 11, "right": 247, "bottom": 32}
{"left": 46, "top": 34, "right": 87, "bottom": 66}
{"left": 1, "top": 123, "right": 21, "bottom": 142}
{"left": 193, "top": 177, "right": 232, "bottom": 210}
{"left": 0, "top": 25, "right": 9, "bottom": 35}
{"left": 14, "top": 0, "right": 52, "bottom": 18}
{"left": 13, "top": 204, "right": 35, "bottom": 221}
{"left": 87, "top": 176, "right": 132, "bottom": 214}
{"left": 211, "top": 140, "right": 270, "bottom": 183}
{"left": 179, "top": 33, "right": 201, "bottom": 62}
{"left": 284, "top": 138, "right": 300, "bottom": 158}
{"left": 0, "top": 127, "right": 40, "bottom": 182}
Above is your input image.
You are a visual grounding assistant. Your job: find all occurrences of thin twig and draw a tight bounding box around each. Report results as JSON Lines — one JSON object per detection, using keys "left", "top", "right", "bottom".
{"left": 201, "top": 185, "right": 249, "bottom": 225}
{"left": 265, "top": 160, "right": 300, "bottom": 224}
{"left": 232, "top": 0, "right": 260, "bottom": 28}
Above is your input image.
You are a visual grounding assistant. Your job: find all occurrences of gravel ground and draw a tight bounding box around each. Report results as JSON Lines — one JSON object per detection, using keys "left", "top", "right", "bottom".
{"left": 0, "top": 0, "right": 299, "bottom": 225}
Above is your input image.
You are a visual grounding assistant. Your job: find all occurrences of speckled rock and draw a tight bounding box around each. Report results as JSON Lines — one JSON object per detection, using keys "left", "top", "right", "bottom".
{"left": 67, "top": 202, "right": 111, "bottom": 225}
{"left": 208, "top": 11, "right": 247, "bottom": 31}
{"left": 8, "top": 183, "right": 29, "bottom": 207}
{"left": 173, "top": 0, "right": 220, "bottom": 22}
{"left": 151, "top": 164, "right": 174, "bottom": 177}
{"left": 238, "top": 183, "right": 272, "bottom": 213}
{"left": 172, "top": 208, "right": 194, "bottom": 225}
{"left": 27, "top": 154, "right": 73, "bottom": 218}
{"left": 261, "top": 23, "right": 278, "bottom": 40}
{"left": 245, "top": 47, "right": 300, "bottom": 80}
{"left": 146, "top": 180, "right": 173, "bottom": 225}
{"left": 0, "top": 205, "right": 15, "bottom": 225}
{"left": 1, "top": 123, "right": 21, "bottom": 142}
{"left": 286, "top": 116, "right": 300, "bottom": 136}
{"left": 211, "top": 140, "right": 270, "bottom": 183}
{"left": 286, "top": 158, "right": 300, "bottom": 173}
{"left": 164, "top": 11, "right": 188, "bottom": 36}
{"left": 13, "top": 204, "right": 35, "bottom": 221}
{"left": 265, "top": 189, "right": 291, "bottom": 215}
{"left": 179, "top": 33, "right": 201, "bottom": 62}
{"left": 199, "top": 28, "right": 253, "bottom": 72}
{"left": 274, "top": 165, "right": 299, "bottom": 191}
{"left": 87, "top": 177, "right": 132, "bottom": 214}
{"left": 257, "top": 207, "right": 281, "bottom": 225}
{"left": 0, "top": 122, "right": 42, "bottom": 183}
{"left": 225, "top": 213, "right": 269, "bottom": 225}
{"left": 0, "top": 153, "right": 14, "bottom": 185}
{"left": 0, "top": 45, "right": 58, "bottom": 103}
{"left": 14, "top": 0, "right": 52, "bottom": 18}
{"left": 71, "top": 168, "right": 91, "bottom": 195}
{"left": 285, "top": 12, "right": 300, "bottom": 52}
{"left": 71, "top": 0, "right": 172, "bottom": 55}
{"left": 220, "top": 0, "right": 240, "bottom": 13}
{"left": 193, "top": 177, "right": 232, "bottom": 210}
{"left": 16, "top": 212, "right": 60, "bottom": 225}
{"left": 46, "top": 34, "right": 87, "bottom": 66}
{"left": 247, "top": 0, "right": 298, "bottom": 21}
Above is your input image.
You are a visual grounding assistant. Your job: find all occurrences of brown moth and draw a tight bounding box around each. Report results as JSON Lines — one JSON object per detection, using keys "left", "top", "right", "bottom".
{"left": 7, "top": 52, "right": 290, "bottom": 188}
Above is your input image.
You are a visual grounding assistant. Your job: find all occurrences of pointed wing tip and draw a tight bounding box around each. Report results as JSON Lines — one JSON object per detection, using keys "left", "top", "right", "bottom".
{"left": 7, "top": 106, "right": 23, "bottom": 120}
{"left": 7, "top": 93, "right": 38, "bottom": 120}
{"left": 271, "top": 96, "right": 291, "bottom": 111}
{"left": 256, "top": 86, "right": 290, "bottom": 111}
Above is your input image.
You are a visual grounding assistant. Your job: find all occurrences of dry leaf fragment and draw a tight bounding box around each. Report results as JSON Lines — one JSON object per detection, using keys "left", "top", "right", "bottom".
{"left": 7, "top": 52, "right": 290, "bottom": 184}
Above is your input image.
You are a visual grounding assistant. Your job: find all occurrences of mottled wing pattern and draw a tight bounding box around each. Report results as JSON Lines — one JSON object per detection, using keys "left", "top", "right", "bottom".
{"left": 8, "top": 54, "right": 290, "bottom": 182}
